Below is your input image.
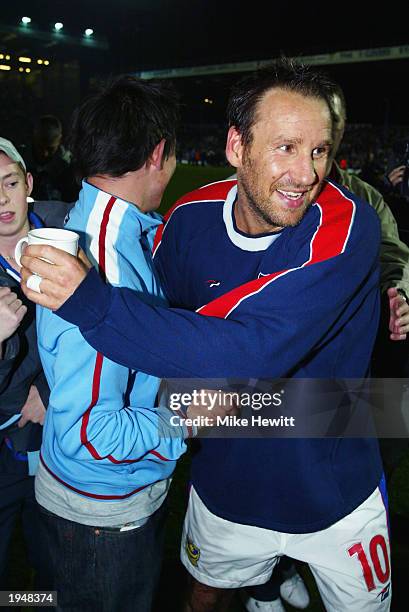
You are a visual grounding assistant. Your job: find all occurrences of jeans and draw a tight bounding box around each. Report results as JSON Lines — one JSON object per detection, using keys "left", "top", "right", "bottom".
{"left": 0, "top": 443, "right": 53, "bottom": 592}
{"left": 39, "top": 500, "right": 168, "bottom": 612}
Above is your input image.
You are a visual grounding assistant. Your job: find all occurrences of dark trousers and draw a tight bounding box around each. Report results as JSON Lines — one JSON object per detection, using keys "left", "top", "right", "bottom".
{"left": 0, "top": 444, "right": 53, "bottom": 591}
{"left": 39, "top": 500, "right": 168, "bottom": 612}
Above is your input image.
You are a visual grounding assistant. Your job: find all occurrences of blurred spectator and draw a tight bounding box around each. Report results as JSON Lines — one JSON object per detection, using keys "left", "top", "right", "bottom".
{"left": 24, "top": 115, "right": 79, "bottom": 203}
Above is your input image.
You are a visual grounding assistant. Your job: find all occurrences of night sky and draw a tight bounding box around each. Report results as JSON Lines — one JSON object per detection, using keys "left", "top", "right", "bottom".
{"left": 1, "top": 1, "right": 409, "bottom": 124}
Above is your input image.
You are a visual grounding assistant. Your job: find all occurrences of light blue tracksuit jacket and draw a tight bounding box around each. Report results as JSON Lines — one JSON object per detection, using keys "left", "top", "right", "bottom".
{"left": 37, "top": 181, "right": 187, "bottom": 500}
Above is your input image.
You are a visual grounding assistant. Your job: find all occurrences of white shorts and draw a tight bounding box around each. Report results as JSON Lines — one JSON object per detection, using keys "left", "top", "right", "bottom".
{"left": 181, "top": 485, "right": 391, "bottom": 610}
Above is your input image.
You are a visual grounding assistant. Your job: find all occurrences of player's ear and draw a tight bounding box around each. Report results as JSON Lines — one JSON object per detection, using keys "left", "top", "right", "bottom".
{"left": 25, "top": 172, "right": 33, "bottom": 197}
{"left": 226, "top": 126, "right": 245, "bottom": 169}
{"left": 147, "top": 139, "right": 166, "bottom": 170}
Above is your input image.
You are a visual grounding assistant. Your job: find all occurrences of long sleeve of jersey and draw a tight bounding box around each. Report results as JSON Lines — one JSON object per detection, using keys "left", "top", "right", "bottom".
{"left": 57, "top": 181, "right": 381, "bottom": 380}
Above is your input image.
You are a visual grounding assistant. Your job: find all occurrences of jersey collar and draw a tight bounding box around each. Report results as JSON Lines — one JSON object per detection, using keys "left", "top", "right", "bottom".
{"left": 223, "top": 184, "right": 282, "bottom": 252}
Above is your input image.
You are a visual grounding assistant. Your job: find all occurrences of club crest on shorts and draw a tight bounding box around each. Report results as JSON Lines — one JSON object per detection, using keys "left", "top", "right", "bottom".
{"left": 186, "top": 536, "right": 200, "bottom": 566}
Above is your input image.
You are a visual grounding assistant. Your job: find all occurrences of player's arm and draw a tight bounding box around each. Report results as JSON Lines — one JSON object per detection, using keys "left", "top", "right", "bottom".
{"left": 40, "top": 319, "right": 191, "bottom": 463}
{"left": 45, "top": 236, "right": 378, "bottom": 379}
{"left": 19, "top": 191, "right": 380, "bottom": 378}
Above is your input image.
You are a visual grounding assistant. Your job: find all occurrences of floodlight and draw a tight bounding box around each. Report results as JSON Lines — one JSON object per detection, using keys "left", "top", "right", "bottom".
{"left": 85, "top": 28, "right": 94, "bottom": 37}
{"left": 21, "top": 17, "right": 31, "bottom": 25}
{"left": 54, "top": 22, "right": 63, "bottom": 31}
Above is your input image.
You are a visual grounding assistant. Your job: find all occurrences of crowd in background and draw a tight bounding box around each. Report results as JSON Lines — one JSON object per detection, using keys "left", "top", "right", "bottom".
{"left": 176, "top": 122, "right": 409, "bottom": 176}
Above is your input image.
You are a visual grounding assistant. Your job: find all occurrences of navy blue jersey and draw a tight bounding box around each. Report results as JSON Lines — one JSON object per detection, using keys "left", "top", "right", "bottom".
{"left": 58, "top": 178, "right": 383, "bottom": 532}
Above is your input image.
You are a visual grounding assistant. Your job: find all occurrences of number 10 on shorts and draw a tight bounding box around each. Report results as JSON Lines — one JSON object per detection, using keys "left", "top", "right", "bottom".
{"left": 348, "top": 535, "right": 390, "bottom": 591}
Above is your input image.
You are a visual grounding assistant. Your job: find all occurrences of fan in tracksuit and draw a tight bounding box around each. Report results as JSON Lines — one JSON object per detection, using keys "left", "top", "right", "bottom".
{"left": 0, "top": 136, "right": 71, "bottom": 591}
{"left": 34, "top": 77, "right": 199, "bottom": 612}
{"left": 21, "top": 62, "right": 394, "bottom": 610}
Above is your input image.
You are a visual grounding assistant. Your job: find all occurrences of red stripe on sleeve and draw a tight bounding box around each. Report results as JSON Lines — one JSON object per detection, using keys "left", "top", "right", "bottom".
{"left": 80, "top": 352, "right": 105, "bottom": 459}
{"left": 98, "top": 196, "right": 117, "bottom": 281}
{"left": 81, "top": 194, "right": 172, "bottom": 464}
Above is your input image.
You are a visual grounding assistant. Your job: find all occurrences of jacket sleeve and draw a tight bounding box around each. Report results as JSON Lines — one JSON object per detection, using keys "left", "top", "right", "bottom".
{"left": 340, "top": 171, "right": 409, "bottom": 295}
{"left": 41, "top": 316, "right": 189, "bottom": 463}
{"left": 57, "top": 225, "right": 380, "bottom": 379}
{"left": 373, "top": 192, "right": 409, "bottom": 296}
{"left": 31, "top": 370, "right": 50, "bottom": 408}
{"left": 0, "top": 334, "right": 20, "bottom": 394}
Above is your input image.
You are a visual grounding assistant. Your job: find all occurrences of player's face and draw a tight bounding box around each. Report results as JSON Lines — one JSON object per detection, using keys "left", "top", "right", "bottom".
{"left": 0, "top": 153, "right": 32, "bottom": 241}
{"left": 227, "top": 88, "right": 333, "bottom": 233}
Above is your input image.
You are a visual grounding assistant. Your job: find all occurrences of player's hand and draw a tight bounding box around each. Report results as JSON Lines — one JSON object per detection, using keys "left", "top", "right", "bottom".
{"left": 18, "top": 385, "right": 46, "bottom": 428}
{"left": 387, "top": 165, "right": 406, "bottom": 187}
{"left": 0, "top": 287, "right": 27, "bottom": 345}
{"left": 20, "top": 245, "right": 92, "bottom": 311}
{"left": 388, "top": 287, "right": 409, "bottom": 341}
{"left": 186, "top": 389, "right": 239, "bottom": 428}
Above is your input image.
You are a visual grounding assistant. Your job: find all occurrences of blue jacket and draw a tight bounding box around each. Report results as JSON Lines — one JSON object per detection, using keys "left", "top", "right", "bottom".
{"left": 1, "top": 202, "right": 70, "bottom": 454}
{"left": 56, "top": 179, "right": 383, "bottom": 531}
{"left": 37, "top": 182, "right": 187, "bottom": 500}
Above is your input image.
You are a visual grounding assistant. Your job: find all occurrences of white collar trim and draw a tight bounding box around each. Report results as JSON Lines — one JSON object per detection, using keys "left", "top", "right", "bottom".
{"left": 223, "top": 185, "right": 281, "bottom": 252}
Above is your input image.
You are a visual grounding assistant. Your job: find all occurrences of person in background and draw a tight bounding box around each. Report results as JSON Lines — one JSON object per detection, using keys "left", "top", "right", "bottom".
{"left": 0, "top": 137, "right": 70, "bottom": 592}
{"left": 329, "top": 86, "right": 409, "bottom": 305}
{"left": 24, "top": 115, "right": 79, "bottom": 203}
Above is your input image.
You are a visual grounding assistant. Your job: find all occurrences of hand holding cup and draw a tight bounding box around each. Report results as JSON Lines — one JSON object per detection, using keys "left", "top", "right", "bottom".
{"left": 15, "top": 228, "right": 79, "bottom": 294}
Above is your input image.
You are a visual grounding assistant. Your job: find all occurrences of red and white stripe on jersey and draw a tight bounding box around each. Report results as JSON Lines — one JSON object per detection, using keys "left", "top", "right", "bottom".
{"left": 197, "top": 180, "right": 355, "bottom": 319}
{"left": 81, "top": 194, "right": 139, "bottom": 466}
{"left": 86, "top": 191, "right": 127, "bottom": 283}
{"left": 152, "top": 179, "right": 236, "bottom": 257}
{"left": 79, "top": 193, "right": 171, "bottom": 469}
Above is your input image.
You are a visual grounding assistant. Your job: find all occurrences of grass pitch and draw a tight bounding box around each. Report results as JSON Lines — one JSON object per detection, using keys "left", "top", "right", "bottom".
{"left": 160, "top": 163, "right": 234, "bottom": 214}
